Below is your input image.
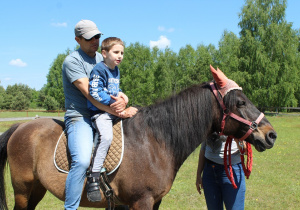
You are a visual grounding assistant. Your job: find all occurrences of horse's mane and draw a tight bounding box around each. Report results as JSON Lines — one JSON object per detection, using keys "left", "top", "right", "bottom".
{"left": 137, "top": 82, "right": 215, "bottom": 167}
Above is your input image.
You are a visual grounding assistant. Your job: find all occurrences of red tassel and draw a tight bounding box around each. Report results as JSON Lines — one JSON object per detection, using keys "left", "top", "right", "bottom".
{"left": 224, "top": 137, "right": 253, "bottom": 189}
{"left": 224, "top": 136, "right": 238, "bottom": 189}
{"left": 240, "top": 141, "right": 253, "bottom": 179}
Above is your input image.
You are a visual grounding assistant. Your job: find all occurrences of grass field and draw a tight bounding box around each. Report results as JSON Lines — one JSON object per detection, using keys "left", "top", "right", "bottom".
{"left": 1, "top": 115, "right": 300, "bottom": 209}
{"left": 0, "top": 110, "right": 64, "bottom": 118}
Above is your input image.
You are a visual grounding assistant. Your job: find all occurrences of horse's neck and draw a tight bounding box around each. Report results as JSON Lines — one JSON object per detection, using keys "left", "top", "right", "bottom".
{"left": 135, "top": 85, "right": 215, "bottom": 169}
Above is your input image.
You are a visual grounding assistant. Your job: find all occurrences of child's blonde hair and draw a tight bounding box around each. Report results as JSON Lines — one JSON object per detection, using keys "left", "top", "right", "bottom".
{"left": 101, "top": 37, "right": 124, "bottom": 52}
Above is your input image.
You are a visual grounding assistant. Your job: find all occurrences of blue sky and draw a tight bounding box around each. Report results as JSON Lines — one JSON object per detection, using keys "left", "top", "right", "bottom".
{"left": 0, "top": 0, "right": 299, "bottom": 91}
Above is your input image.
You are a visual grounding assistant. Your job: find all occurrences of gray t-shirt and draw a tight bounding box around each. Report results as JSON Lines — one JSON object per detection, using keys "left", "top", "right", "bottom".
{"left": 62, "top": 48, "right": 103, "bottom": 118}
{"left": 201, "top": 135, "right": 241, "bottom": 165}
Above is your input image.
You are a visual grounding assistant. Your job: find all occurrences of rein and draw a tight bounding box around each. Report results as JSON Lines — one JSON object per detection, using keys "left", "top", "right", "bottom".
{"left": 209, "top": 82, "right": 264, "bottom": 189}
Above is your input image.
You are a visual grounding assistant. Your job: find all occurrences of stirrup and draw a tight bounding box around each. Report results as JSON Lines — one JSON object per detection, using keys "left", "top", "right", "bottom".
{"left": 86, "top": 175, "right": 102, "bottom": 202}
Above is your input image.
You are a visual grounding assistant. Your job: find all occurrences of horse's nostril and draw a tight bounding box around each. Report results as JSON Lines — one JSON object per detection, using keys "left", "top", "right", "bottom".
{"left": 268, "top": 131, "right": 277, "bottom": 141}
{"left": 266, "top": 131, "right": 277, "bottom": 146}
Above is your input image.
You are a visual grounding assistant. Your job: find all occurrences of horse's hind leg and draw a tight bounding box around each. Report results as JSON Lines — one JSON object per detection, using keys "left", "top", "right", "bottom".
{"left": 11, "top": 177, "right": 32, "bottom": 209}
{"left": 27, "top": 181, "right": 47, "bottom": 209}
{"left": 13, "top": 180, "right": 47, "bottom": 210}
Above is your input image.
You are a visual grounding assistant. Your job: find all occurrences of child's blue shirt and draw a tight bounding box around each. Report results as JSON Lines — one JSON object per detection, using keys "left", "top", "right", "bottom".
{"left": 88, "top": 61, "right": 121, "bottom": 113}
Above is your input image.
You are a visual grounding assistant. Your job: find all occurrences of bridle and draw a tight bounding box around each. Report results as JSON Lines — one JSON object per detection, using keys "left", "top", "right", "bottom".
{"left": 210, "top": 82, "right": 264, "bottom": 138}
{"left": 210, "top": 82, "right": 264, "bottom": 188}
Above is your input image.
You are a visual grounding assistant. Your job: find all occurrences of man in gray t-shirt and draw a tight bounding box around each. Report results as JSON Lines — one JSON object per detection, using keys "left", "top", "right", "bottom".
{"left": 62, "top": 20, "right": 137, "bottom": 210}
{"left": 62, "top": 47, "right": 103, "bottom": 117}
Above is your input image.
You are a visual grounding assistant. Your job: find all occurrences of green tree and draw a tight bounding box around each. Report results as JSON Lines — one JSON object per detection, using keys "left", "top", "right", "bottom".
{"left": 176, "top": 45, "right": 197, "bottom": 90}
{"left": 38, "top": 86, "right": 47, "bottom": 108}
{"left": 238, "top": 0, "right": 299, "bottom": 108}
{"left": 10, "top": 92, "right": 30, "bottom": 110}
{"left": 294, "top": 29, "right": 300, "bottom": 106}
{"left": 45, "top": 51, "right": 69, "bottom": 109}
{"left": 30, "top": 89, "right": 39, "bottom": 109}
{"left": 3, "top": 84, "right": 32, "bottom": 110}
{"left": 0, "top": 92, "right": 4, "bottom": 109}
{"left": 5, "top": 83, "right": 32, "bottom": 101}
{"left": 0, "top": 83, "right": 5, "bottom": 109}
{"left": 2, "top": 94, "right": 13, "bottom": 110}
{"left": 44, "top": 95, "right": 59, "bottom": 111}
{"left": 194, "top": 44, "right": 216, "bottom": 84}
{"left": 152, "top": 48, "right": 176, "bottom": 101}
{"left": 0, "top": 95, "right": 3, "bottom": 109}
{"left": 120, "top": 42, "right": 154, "bottom": 106}
{"left": 216, "top": 31, "right": 240, "bottom": 76}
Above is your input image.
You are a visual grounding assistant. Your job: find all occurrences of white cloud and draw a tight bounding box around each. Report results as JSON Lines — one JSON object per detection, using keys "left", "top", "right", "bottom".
{"left": 51, "top": 22, "right": 67, "bottom": 27}
{"left": 9, "top": 59, "right": 27, "bottom": 67}
{"left": 4, "top": 77, "right": 11, "bottom": 81}
{"left": 150, "top": 36, "right": 171, "bottom": 49}
{"left": 158, "top": 26, "right": 175, "bottom": 33}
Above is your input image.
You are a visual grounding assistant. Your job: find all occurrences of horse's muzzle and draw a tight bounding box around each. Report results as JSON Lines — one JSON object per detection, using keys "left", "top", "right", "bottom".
{"left": 254, "top": 130, "right": 277, "bottom": 152}
{"left": 266, "top": 130, "right": 277, "bottom": 146}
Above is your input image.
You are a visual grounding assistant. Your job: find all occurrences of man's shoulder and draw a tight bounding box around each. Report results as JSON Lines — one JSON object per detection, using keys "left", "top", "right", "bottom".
{"left": 65, "top": 50, "right": 102, "bottom": 63}
{"left": 63, "top": 50, "right": 80, "bottom": 65}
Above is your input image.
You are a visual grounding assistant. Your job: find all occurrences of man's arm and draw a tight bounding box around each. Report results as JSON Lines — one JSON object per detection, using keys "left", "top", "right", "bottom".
{"left": 73, "top": 77, "right": 137, "bottom": 117}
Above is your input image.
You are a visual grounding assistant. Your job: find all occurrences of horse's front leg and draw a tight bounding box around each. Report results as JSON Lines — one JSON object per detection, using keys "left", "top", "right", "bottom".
{"left": 153, "top": 199, "right": 162, "bottom": 210}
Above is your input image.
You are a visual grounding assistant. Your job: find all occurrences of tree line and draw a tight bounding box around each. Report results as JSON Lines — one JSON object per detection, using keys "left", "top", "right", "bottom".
{"left": 1, "top": 0, "right": 299, "bottom": 111}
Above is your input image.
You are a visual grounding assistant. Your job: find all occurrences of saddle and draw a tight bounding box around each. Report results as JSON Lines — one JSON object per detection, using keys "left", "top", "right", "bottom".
{"left": 54, "top": 120, "right": 124, "bottom": 175}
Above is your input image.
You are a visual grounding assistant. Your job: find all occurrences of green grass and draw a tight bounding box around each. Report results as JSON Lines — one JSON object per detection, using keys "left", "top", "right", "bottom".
{"left": 0, "top": 111, "right": 65, "bottom": 132}
{"left": 0, "top": 120, "right": 30, "bottom": 132}
{"left": 2, "top": 116, "right": 300, "bottom": 209}
{"left": 0, "top": 111, "right": 64, "bottom": 118}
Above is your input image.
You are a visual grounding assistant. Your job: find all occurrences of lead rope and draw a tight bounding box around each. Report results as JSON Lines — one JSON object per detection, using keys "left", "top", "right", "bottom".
{"left": 224, "top": 136, "right": 253, "bottom": 189}
{"left": 240, "top": 141, "right": 253, "bottom": 179}
{"left": 224, "top": 136, "right": 237, "bottom": 189}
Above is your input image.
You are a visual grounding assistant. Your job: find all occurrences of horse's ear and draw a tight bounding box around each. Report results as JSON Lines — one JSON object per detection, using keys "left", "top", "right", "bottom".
{"left": 210, "top": 65, "right": 228, "bottom": 88}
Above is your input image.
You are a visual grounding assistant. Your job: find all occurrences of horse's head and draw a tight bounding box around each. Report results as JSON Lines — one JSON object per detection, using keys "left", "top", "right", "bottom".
{"left": 210, "top": 65, "right": 277, "bottom": 152}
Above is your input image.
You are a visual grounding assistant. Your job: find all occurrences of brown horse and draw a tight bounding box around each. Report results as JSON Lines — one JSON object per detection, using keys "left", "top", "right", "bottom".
{"left": 0, "top": 71, "right": 277, "bottom": 209}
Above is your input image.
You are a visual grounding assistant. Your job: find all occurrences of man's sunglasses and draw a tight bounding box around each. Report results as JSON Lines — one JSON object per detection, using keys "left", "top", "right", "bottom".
{"left": 84, "top": 34, "right": 101, "bottom": 41}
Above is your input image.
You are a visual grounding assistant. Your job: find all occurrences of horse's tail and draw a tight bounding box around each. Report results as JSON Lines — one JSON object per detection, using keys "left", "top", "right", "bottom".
{"left": 0, "top": 123, "right": 21, "bottom": 210}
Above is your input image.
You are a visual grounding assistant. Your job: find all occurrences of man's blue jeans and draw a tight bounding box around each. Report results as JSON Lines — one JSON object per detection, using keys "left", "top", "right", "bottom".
{"left": 202, "top": 161, "right": 246, "bottom": 210}
{"left": 64, "top": 116, "right": 94, "bottom": 210}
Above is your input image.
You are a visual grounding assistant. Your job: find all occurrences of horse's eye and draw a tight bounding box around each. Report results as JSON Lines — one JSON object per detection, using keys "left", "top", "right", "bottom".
{"left": 237, "top": 100, "right": 246, "bottom": 107}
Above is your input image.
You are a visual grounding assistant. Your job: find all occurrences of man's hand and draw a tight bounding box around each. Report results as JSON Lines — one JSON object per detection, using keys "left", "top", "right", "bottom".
{"left": 118, "top": 107, "right": 138, "bottom": 118}
{"left": 110, "top": 95, "right": 137, "bottom": 118}
{"left": 110, "top": 95, "right": 126, "bottom": 113}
